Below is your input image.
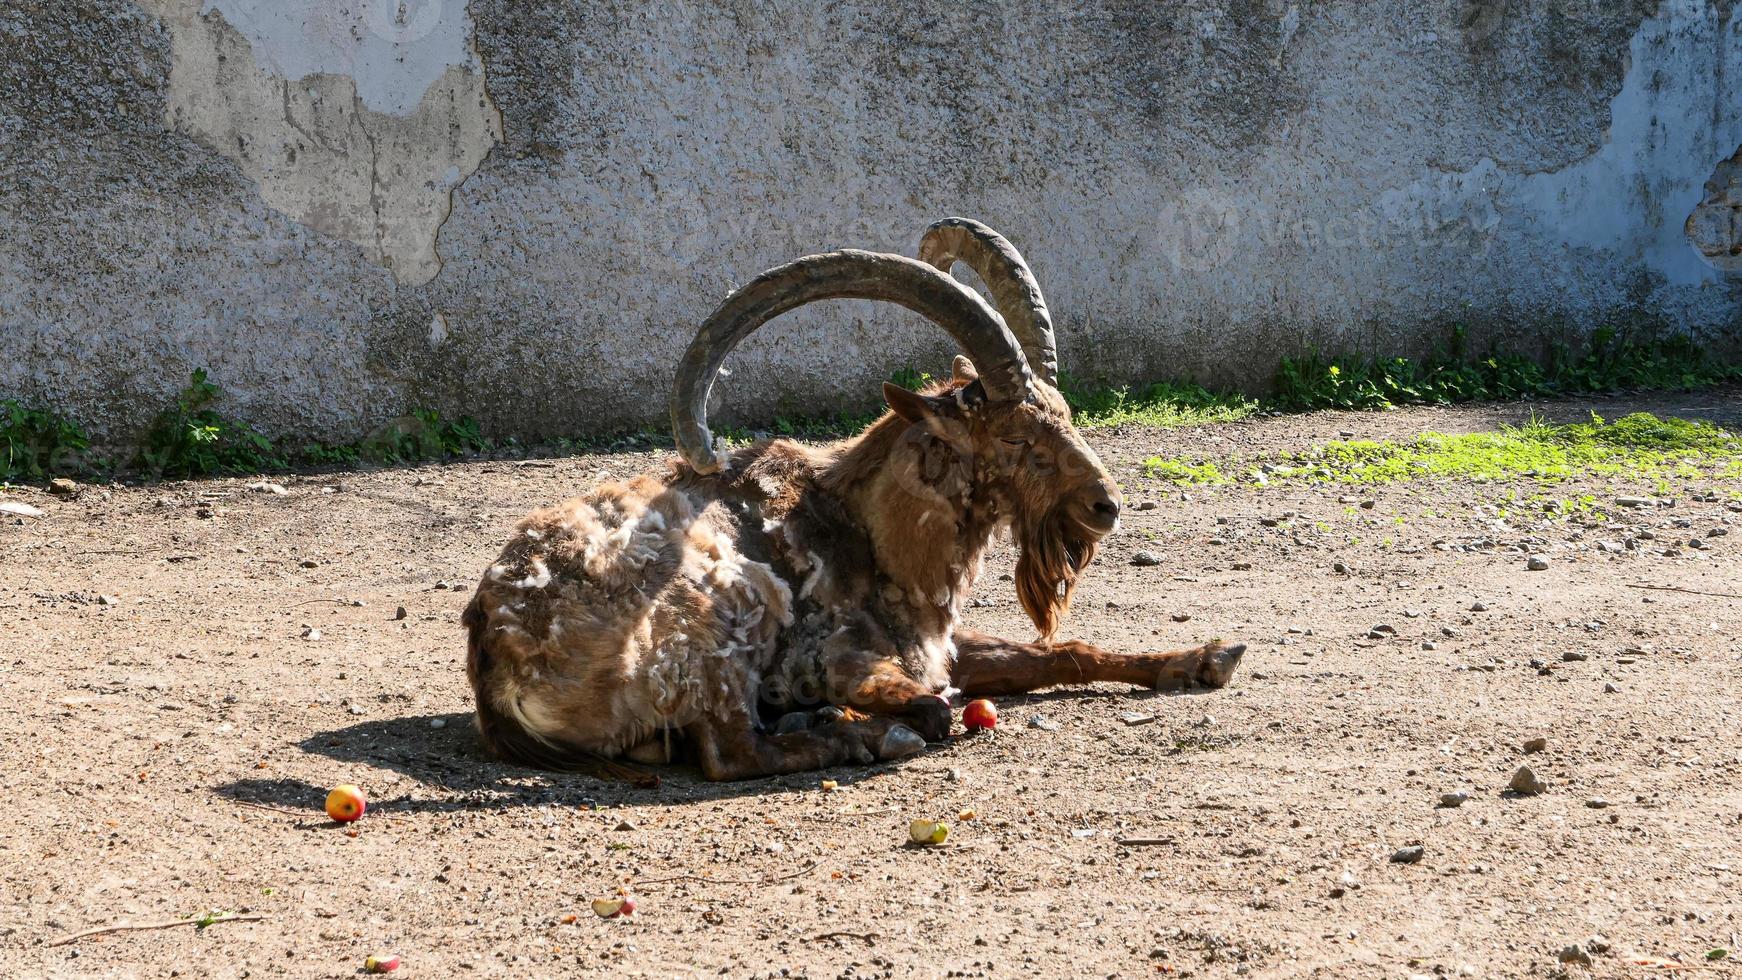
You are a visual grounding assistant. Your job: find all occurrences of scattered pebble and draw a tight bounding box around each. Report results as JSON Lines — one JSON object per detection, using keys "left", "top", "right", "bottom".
{"left": 1470, "top": 602, "right": 1489, "bottom": 612}
{"left": 1558, "top": 944, "right": 1594, "bottom": 967}
{"left": 614, "top": 819, "right": 637, "bottom": 832}
{"left": 1390, "top": 845, "right": 1425, "bottom": 864}
{"left": 430, "top": 718, "right": 447, "bottom": 729}
{"left": 1604, "top": 681, "right": 1621, "bottom": 694}
{"left": 1120, "top": 712, "right": 1156, "bottom": 727}
{"left": 302, "top": 628, "right": 322, "bottom": 641}
{"left": 1134, "top": 501, "right": 1159, "bottom": 512}
{"left": 1585, "top": 797, "right": 1610, "bottom": 809}
{"left": 1615, "top": 496, "right": 1652, "bottom": 508}
{"left": 1131, "top": 551, "right": 1163, "bottom": 567}
{"left": 247, "top": 481, "right": 288, "bottom": 495}
{"left": 1421, "top": 641, "right": 1438, "bottom": 651}
{"left": 394, "top": 606, "right": 408, "bottom": 621}
{"left": 1026, "top": 715, "right": 1059, "bottom": 732}
{"left": 1508, "top": 766, "right": 1547, "bottom": 795}
{"left": 1522, "top": 737, "right": 1548, "bottom": 754}
{"left": 48, "top": 477, "right": 80, "bottom": 496}
{"left": 1562, "top": 651, "right": 1588, "bottom": 662}
{"left": 1438, "top": 791, "right": 1469, "bottom": 808}
{"left": 1332, "top": 562, "right": 1350, "bottom": 574}
{"left": 1527, "top": 556, "right": 1550, "bottom": 571}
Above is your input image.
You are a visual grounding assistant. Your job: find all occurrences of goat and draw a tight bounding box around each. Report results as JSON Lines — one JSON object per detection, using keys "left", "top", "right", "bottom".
{"left": 463, "top": 218, "right": 1245, "bottom": 780}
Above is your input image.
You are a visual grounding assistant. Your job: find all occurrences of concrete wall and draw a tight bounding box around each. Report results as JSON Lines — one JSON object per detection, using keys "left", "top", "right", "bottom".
{"left": 2, "top": 0, "right": 1739, "bottom": 444}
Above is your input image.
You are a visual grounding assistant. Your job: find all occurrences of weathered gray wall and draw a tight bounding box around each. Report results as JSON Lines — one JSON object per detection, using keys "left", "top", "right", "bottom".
{"left": 2, "top": 0, "right": 1739, "bottom": 443}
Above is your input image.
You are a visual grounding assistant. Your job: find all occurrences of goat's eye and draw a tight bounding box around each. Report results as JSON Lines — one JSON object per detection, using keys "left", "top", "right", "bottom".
{"left": 1000, "top": 438, "right": 1028, "bottom": 448}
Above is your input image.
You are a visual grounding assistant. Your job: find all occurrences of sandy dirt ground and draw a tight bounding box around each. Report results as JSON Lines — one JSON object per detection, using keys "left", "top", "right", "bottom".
{"left": 3, "top": 390, "right": 1741, "bottom": 979}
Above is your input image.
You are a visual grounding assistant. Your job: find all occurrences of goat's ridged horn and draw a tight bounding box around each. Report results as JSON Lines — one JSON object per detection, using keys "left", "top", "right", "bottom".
{"left": 671, "top": 249, "right": 1033, "bottom": 473}
{"left": 917, "top": 217, "right": 1058, "bottom": 385}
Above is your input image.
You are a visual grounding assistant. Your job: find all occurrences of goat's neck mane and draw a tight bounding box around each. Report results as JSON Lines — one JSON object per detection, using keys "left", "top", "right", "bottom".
{"left": 817, "top": 411, "right": 998, "bottom": 609}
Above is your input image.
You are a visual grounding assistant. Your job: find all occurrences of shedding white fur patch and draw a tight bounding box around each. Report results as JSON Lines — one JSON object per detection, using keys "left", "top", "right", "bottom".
{"left": 512, "top": 559, "right": 552, "bottom": 590}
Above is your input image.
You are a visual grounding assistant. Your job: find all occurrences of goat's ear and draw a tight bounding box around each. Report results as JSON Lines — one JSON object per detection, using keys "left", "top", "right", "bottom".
{"left": 951, "top": 355, "right": 979, "bottom": 384}
{"left": 883, "top": 382, "right": 950, "bottom": 423}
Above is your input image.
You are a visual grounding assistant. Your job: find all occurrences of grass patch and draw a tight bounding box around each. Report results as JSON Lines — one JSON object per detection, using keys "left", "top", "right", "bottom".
{"left": 1138, "top": 412, "right": 1742, "bottom": 488}
{"left": 137, "top": 369, "right": 285, "bottom": 478}
{"left": 3, "top": 400, "right": 90, "bottom": 482}
{"left": 1061, "top": 376, "right": 1257, "bottom": 430}
{"left": 1274, "top": 326, "right": 1739, "bottom": 411}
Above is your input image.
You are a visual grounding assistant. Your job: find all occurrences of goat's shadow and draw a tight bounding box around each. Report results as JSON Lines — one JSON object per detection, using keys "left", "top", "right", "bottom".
{"left": 213, "top": 685, "right": 1221, "bottom": 815}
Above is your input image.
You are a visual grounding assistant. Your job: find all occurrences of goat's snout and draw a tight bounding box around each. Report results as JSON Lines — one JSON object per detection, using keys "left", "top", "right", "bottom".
{"left": 1083, "top": 480, "right": 1122, "bottom": 534}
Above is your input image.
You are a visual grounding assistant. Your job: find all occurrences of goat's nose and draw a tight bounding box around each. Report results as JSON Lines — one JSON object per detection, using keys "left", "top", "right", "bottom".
{"left": 1088, "top": 482, "right": 1121, "bottom": 527}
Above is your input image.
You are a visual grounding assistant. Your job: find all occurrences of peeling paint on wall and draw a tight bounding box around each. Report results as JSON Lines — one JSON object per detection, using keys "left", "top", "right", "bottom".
{"left": 137, "top": 0, "right": 501, "bottom": 284}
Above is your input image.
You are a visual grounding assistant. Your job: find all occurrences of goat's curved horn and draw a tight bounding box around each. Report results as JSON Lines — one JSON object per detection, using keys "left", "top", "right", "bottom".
{"left": 671, "top": 249, "right": 1032, "bottom": 474}
{"left": 917, "top": 217, "right": 1058, "bottom": 386}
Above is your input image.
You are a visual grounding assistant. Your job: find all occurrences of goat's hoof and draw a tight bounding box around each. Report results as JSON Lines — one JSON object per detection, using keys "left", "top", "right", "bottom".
{"left": 774, "top": 711, "right": 812, "bottom": 735}
{"left": 878, "top": 724, "right": 927, "bottom": 760}
{"left": 904, "top": 694, "right": 952, "bottom": 742}
{"left": 815, "top": 705, "right": 845, "bottom": 724}
{"left": 1197, "top": 641, "right": 1246, "bottom": 688}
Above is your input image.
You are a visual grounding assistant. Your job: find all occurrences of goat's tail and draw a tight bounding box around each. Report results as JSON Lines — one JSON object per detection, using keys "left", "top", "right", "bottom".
{"left": 462, "top": 598, "right": 659, "bottom": 788}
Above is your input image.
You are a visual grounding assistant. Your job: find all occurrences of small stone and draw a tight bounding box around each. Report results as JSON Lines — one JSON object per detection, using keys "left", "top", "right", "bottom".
{"left": 1709, "top": 527, "right": 1729, "bottom": 537}
{"left": 434, "top": 580, "right": 454, "bottom": 590}
{"left": 1508, "top": 766, "right": 1547, "bottom": 795}
{"left": 1120, "top": 712, "right": 1156, "bottom": 727}
{"left": 1390, "top": 845, "right": 1425, "bottom": 864}
{"left": 1470, "top": 602, "right": 1488, "bottom": 612}
{"left": 1421, "top": 641, "right": 1438, "bottom": 651}
{"left": 1360, "top": 500, "right": 1376, "bottom": 510}
{"left": 1527, "top": 555, "right": 1549, "bottom": 571}
{"left": 1027, "top": 715, "right": 1059, "bottom": 732}
{"left": 1131, "top": 551, "right": 1163, "bottom": 567}
{"left": 1562, "top": 651, "right": 1588, "bottom": 662}
{"left": 1687, "top": 538, "right": 1708, "bottom": 550}
{"left": 1207, "top": 537, "right": 1227, "bottom": 546}
{"left": 1636, "top": 529, "right": 1656, "bottom": 540}
{"left": 1585, "top": 797, "right": 1610, "bottom": 809}
{"left": 613, "top": 819, "right": 637, "bottom": 832}
{"left": 302, "top": 627, "right": 322, "bottom": 641}
{"left": 430, "top": 718, "right": 447, "bottom": 729}
{"left": 1370, "top": 624, "right": 1396, "bottom": 635}
{"left": 1332, "top": 561, "right": 1350, "bottom": 574}
{"left": 1558, "top": 944, "right": 1594, "bottom": 967}
{"left": 1615, "top": 496, "right": 1652, "bottom": 508}
{"left": 299, "top": 559, "right": 319, "bottom": 569}
{"left": 47, "top": 478, "right": 79, "bottom": 496}
{"left": 944, "top": 767, "right": 962, "bottom": 782}
{"left": 1134, "top": 501, "right": 1159, "bottom": 512}
{"left": 1523, "top": 736, "right": 1548, "bottom": 753}
{"left": 347, "top": 704, "right": 365, "bottom": 715}
{"left": 1604, "top": 681, "right": 1620, "bottom": 694}
{"left": 247, "top": 481, "right": 288, "bottom": 495}
{"left": 98, "top": 594, "right": 118, "bottom": 606}
{"left": 1171, "top": 613, "right": 1191, "bottom": 622}
{"left": 394, "top": 606, "right": 408, "bottom": 621}
{"left": 1438, "top": 791, "right": 1469, "bottom": 808}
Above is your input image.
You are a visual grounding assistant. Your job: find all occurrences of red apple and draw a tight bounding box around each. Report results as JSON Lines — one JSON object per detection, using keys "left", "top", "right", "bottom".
{"left": 962, "top": 699, "right": 997, "bottom": 732}
{"left": 592, "top": 895, "right": 636, "bottom": 918}
{"left": 325, "top": 784, "right": 366, "bottom": 822}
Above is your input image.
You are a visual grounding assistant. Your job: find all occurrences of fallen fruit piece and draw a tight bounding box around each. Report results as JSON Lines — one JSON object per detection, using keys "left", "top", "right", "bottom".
{"left": 592, "top": 896, "right": 636, "bottom": 918}
{"left": 957, "top": 808, "right": 977, "bottom": 821}
{"left": 364, "top": 953, "right": 400, "bottom": 973}
{"left": 325, "top": 784, "right": 366, "bottom": 822}
{"left": 962, "top": 699, "right": 997, "bottom": 732}
{"left": 821, "top": 780, "right": 838, "bottom": 792}
{"left": 908, "top": 819, "right": 949, "bottom": 845}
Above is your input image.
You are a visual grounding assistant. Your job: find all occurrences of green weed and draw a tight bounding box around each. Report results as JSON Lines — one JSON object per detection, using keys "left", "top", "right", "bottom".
{"left": 2, "top": 400, "right": 89, "bottom": 482}
{"left": 137, "top": 369, "right": 283, "bottom": 478}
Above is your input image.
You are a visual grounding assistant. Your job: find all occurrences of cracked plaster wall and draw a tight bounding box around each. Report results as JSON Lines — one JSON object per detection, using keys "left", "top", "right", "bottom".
{"left": 0, "top": 0, "right": 1738, "bottom": 444}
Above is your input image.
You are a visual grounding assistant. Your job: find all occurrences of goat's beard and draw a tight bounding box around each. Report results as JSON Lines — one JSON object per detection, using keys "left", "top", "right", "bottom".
{"left": 1014, "top": 505, "right": 1099, "bottom": 643}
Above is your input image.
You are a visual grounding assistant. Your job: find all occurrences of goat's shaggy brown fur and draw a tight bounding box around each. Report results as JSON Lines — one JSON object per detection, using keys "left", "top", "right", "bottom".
{"left": 464, "top": 225, "right": 1244, "bottom": 780}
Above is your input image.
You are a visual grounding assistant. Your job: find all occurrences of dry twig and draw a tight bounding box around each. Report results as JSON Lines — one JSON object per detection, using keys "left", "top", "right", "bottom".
{"left": 634, "top": 860, "right": 820, "bottom": 889}
{"left": 48, "top": 913, "right": 267, "bottom": 947}
{"left": 1625, "top": 583, "right": 1742, "bottom": 600}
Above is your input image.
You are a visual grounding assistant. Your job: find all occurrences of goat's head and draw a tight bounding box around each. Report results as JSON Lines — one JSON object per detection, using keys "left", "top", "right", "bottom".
{"left": 669, "top": 218, "right": 1118, "bottom": 639}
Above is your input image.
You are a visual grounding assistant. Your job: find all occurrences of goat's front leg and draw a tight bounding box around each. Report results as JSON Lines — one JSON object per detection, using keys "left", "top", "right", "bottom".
{"left": 683, "top": 704, "right": 927, "bottom": 782}
{"left": 951, "top": 629, "right": 1245, "bottom": 697}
